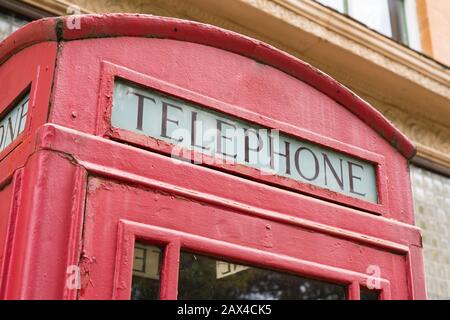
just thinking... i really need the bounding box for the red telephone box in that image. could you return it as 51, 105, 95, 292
0, 14, 426, 300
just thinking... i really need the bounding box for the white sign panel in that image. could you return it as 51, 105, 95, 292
0, 93, 29, 153
112, 81, 378, 203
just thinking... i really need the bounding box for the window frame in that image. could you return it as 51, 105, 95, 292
114, 219, 392, 300
315, 0, 419, 48
97, 61, 390, 216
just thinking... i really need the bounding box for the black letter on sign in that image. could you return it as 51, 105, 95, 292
6, 115, 17, 144
0, 125, 5, 150
191, 112, 209, 150
268, 136, 291, 175
161, 101, 183, 142
244, 129, 263, 163
216, 119, 237, 158
348, 161, 366, 197
132, 92, 155, 131
17, 98, 29, 134
323, 153, 344, 190
294, 147, 319, 181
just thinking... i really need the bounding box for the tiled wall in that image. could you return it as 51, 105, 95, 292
411, 165, 450, 299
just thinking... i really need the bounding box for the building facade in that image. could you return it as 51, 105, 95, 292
1, 0, 449, 299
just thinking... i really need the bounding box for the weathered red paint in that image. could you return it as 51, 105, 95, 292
0, 14, 425, 300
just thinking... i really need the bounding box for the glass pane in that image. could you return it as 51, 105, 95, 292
388, 0, 409, 44
178, 252, 347, 300
360, 288, 380, 300
404, 0, 421, 50
0, 92, 29, 153
0, 10, 29, 41
315, 0, 346, 13
131, 242, 163, 300
348, 0, 392, 37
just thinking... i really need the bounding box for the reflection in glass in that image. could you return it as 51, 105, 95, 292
360, 288, 380, 300
315, 0, 346, 13
347, 0, 392, 37
0, 10, 29, 41
315, 0, 393, 36
131, 242, 163, 300
178, 252, 347, 300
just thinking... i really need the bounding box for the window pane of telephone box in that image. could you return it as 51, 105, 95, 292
131, 242, 163, 300
360, 288, 380, 300
178, 251, 347, 300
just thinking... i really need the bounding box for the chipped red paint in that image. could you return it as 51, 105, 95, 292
0, 14, 425, 300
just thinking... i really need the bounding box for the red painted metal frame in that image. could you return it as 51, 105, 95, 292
0, 41, 57, 184
114, 220, 392, 300
96, 61, 389, 215
0, 168, 24, 297
35, 124, 424, 300
38, 125, 422, 252
0, 149, 86, 299
0, 39, 57, 298
0, 14, 425, 300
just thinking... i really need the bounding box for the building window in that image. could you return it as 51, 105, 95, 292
411, 165, 450, 300
315, 0, 421, 50
1, 0, 55, 42
0, 8, 30, 41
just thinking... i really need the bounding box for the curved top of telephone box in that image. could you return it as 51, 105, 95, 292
0, 14, 418, 220
0, 14, 414, 158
